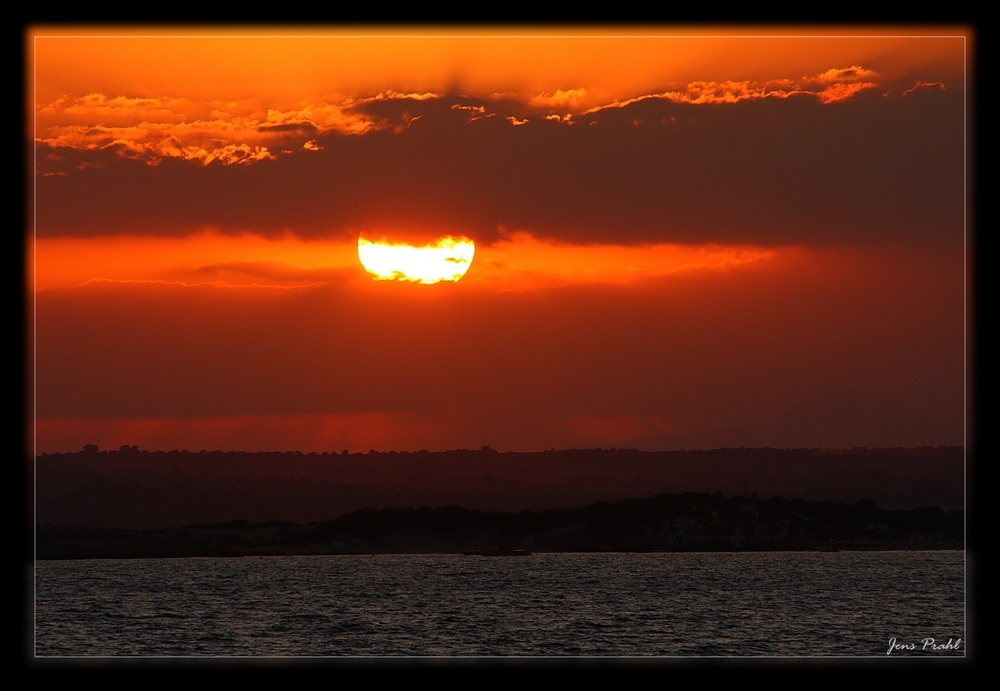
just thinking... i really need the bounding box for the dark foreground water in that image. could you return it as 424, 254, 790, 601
34, 551, 965, 658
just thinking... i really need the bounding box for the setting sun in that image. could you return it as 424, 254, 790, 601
29, 26, 968, 658
357, 234, 475, 284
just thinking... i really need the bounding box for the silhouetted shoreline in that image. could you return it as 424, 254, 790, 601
36, 491, 963, 560
35, 446, 965, 531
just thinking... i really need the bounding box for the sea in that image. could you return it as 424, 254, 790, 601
32, 551, 966, 659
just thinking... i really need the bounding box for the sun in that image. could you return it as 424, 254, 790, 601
357, 234, 476, 284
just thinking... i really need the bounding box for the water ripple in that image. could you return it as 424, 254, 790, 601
34, 551, 965, 657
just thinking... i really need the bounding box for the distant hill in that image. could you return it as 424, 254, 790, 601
33, 446, 965, 530
36, 491, 964, 559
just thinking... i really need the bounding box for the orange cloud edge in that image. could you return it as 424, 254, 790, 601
32, 230, 781, 292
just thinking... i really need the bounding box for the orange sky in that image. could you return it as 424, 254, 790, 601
31, 28, 965, 173
28, 26, 970, 454
30, 26, 965, 104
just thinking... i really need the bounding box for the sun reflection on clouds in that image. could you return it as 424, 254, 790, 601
34, 229, 779, 293
469, 231, 778, 289
33, 231, 360, 290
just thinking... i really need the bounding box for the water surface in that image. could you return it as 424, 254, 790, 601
34, 551, 966, 657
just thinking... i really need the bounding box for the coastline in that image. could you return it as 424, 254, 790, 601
35, 522, 963, 561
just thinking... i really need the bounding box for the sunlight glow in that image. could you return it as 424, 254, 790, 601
469, 230, 778, 289
33, 231, 360, 290
357, 235, 475, 284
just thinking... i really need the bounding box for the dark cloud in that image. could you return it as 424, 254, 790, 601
256, 121, 319, 134
35, 87, 964, 248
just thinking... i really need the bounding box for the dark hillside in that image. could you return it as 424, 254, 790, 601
34, 446, 964, 530
36, 491, 964, 559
